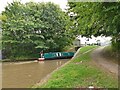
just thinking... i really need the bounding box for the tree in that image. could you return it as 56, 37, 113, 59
2, 1, 73, 59
67, 2, 120, 52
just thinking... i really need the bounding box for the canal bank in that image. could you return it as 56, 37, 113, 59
33, 46, 118, 88
32, 46, 81, 88
32, 46, 97, 88
1, 58, 37, 62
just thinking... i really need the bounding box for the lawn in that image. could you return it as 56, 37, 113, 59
33, 46, 118, 88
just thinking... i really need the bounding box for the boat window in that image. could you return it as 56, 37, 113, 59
59, 53, 62, 56
56, 53, 58, 57
56, 53, 62, 56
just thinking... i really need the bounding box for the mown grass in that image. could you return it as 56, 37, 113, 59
79, 45, 97, 54
33, 46, 118, 88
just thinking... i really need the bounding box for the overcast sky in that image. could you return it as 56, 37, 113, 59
77, 35, 112, 45
0, 0, 68, 13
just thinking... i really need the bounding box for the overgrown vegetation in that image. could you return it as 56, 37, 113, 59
1, 1, 73, 60
33, 46, 118, 88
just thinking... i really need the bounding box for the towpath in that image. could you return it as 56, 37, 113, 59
91, 46, 118, 76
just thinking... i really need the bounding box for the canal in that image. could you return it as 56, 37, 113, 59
2, 59, 69, 88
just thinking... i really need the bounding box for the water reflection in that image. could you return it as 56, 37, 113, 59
2, 59, 69, 88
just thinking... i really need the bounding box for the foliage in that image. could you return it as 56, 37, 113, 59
1, 1, 73, 59
0, 30, 1, 50
67, 2, 120, 51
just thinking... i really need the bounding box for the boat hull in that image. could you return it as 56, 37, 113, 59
38, 58, 45, 61
44, 56, 73, 60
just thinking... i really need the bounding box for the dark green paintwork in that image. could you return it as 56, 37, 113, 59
43, 52, 75, 59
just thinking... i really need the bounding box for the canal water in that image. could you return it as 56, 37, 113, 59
2, 59, 69, 88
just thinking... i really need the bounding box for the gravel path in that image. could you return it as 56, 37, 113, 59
91, 46, 118, 76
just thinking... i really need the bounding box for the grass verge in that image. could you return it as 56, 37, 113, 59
33, 46, 118, 88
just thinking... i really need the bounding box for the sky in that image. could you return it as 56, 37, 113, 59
77, 35, 112, 45
0, 0, 68, 13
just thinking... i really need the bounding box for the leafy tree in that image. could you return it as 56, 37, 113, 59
67, 2, 120, 52
1, 1, 73, 59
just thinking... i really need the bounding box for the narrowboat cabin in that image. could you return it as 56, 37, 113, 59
38, 52, 75, 61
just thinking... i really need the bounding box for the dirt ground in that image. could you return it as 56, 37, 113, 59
91, 46, 118, 76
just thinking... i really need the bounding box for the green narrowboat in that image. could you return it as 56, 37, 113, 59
38, 52, 75, 61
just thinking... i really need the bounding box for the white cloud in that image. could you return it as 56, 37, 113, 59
0, 0, 13, 13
